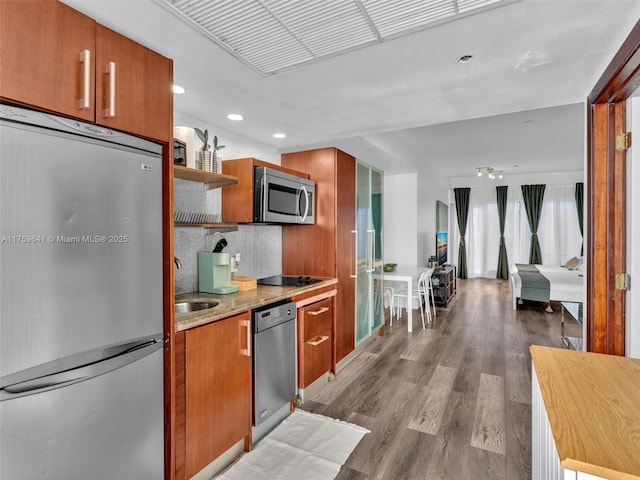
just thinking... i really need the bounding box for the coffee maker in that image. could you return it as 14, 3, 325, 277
198, 233, 239, 294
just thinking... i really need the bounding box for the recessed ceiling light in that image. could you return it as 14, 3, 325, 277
457, 54, 473, 64
273, 133, 286, 139
227, 113, 244, 121
172, 84, 186, 94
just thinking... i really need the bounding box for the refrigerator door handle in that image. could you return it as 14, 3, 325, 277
0, 335, 162, 401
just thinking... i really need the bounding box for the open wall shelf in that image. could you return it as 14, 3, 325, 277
173, 165, 238, 189
173, 165, 239, 232
174, 223, 238, 233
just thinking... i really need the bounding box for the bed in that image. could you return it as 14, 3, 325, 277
510, 263, 584, 311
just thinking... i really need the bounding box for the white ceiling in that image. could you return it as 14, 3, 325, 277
62, 0, 640, 181
153, 0, 519, 75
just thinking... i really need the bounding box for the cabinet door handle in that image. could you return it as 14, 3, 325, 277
78, 49, 91, 110
308, 306, 329, 316
103, 61, 116, 118
307, 335, 329, 346
367, 229, 375, 273
240, 319, 251, 357
350, 230, 357, 278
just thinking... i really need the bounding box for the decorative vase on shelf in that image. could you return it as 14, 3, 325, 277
199, 150, 213, 172
212, 136, 225, 173
194, 127, 225, 173
194, 127, 211, 171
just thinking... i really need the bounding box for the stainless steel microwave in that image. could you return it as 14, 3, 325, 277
253, 166, 315, 224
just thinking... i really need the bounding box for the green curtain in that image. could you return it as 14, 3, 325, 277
521, 184, 546, 264
372, 193, 382, 259
454, 187, 470, 279
496, 186, 509, 279
575, 182, 584, 256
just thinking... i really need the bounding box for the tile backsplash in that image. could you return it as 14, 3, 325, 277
173, 178, 282, 294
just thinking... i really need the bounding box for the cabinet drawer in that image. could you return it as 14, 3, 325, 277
299, 298, 332, 341
299, 328, 331, 388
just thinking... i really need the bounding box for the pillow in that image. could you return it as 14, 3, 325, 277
565, 257, 583, 270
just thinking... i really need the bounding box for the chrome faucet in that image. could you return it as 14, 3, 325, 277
174, 257, 182, 269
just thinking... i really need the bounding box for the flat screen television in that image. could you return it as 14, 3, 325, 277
436, 231, 448, 266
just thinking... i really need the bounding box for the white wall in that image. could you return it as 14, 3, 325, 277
384, 172, 449, 268
417, 178, 435, 266
384, 174, 418, 266
174, 111, 281, 164
418, 173, 450, 266
626, 97, 640, 358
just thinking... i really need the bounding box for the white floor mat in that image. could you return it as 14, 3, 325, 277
216, 409, 369, 480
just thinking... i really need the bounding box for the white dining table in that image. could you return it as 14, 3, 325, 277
381, 265, 428, 332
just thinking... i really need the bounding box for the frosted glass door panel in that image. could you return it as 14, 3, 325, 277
356, 162, 372, 344
355, 162, 384, 343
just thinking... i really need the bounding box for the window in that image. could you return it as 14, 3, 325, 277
451, 184, 582, 278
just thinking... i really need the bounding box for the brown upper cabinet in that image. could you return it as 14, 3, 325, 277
221, 157, 310, 223
0, 0, 172, 143
0, 0, 96, 122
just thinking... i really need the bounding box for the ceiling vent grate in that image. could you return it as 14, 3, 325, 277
154, 0, 518, 75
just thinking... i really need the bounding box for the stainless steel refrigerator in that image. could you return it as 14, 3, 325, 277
0, 104, 164, 479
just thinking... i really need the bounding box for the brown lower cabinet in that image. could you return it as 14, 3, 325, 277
298, 298, 333, 387
174, 312, 252, 479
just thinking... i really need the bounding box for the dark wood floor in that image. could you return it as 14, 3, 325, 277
301, 278, 573, 480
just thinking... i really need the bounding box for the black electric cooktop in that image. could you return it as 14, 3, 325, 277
256, 275, 323, 287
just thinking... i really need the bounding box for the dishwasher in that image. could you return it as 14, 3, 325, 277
252, 300, 297, 442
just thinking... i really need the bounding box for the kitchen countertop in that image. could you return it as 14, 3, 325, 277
531, 345, 640, 479
174, 277, 338, 332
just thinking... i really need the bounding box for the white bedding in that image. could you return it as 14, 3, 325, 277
510, 264, 584, 310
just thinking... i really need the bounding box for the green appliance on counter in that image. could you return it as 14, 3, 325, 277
198, 252, 238, 294
198, 233, 238, 294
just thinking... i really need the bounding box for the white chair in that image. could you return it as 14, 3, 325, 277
383, 285, 394, 318
390, 268, 434, 329
421, 267, 437, 321
374, 280, 394, 320
427, 272, 436, 319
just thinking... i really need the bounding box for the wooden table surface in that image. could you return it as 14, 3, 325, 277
531, 346, 640, 479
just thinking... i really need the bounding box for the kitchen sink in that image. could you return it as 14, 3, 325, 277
174, 301, 219, 314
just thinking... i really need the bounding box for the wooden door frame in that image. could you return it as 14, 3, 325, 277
587, 20, 640, 355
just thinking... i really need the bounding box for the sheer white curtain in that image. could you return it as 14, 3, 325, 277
451, 184, 580, 278
467, 188, 499, 278
537, 184, 582, 265
504, 187, 529, 267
